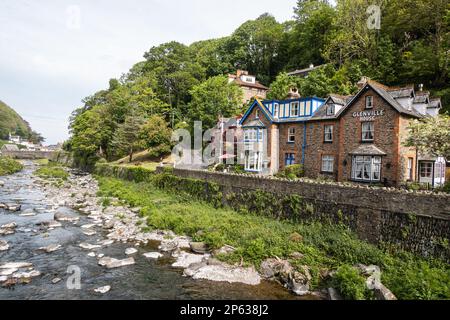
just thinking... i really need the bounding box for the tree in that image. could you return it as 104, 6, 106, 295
139, 115, 173, 158
285, 0, 336, 70
111, 112, 145, 162
267, 73, 303, 100
405, 115, 450, 158
187, 75, 244, 130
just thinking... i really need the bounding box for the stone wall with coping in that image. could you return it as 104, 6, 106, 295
169, 168, 450, 260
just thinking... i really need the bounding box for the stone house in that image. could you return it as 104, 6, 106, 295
239, 77, 445, 187
228, 70, 269, 104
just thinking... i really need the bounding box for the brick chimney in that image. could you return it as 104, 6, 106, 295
357, 76, 369, 89
236, 70, 248, 78
287, 87, 301, 99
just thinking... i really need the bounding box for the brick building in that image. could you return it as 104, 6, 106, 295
240, 78, 445, 187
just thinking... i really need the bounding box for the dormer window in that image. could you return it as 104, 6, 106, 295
326, 104, 335, 116
366, 96, 373, 109
290, 102, 299, 117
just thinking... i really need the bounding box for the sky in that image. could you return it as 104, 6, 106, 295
0, 0, 295, 145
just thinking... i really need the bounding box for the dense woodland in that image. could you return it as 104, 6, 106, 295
66, 0, 450, 166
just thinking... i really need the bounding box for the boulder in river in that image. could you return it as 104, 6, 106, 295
4, 203, 21, 212
185, 262, 261, 286
79, 243, 101, 250
190, 242, 211, 254
94, 285, 111, 294
98, 257, 135, 269
83, 230, 97, 236
0, 268, 18, 276
12, 270, 41, 279
172, 252, 209, 268
52, 278, 62, 284
0, 240, 9, 251
0, 262, 32, 269
1, 222, 17, 229
143, 252, 163, 259
125, 248, 138, 255
212, 245, 236, 256
38, 244, 62, 253
54, 211, 79, 222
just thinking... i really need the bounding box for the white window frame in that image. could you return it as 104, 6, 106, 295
362, 122, 374, 141
326, 104, 335, 116
245, 150, 262, 172
322, 155, 334, 173
255, 109, 259, 118
273, 103, 279, 118
290, 102, 299, 117
288, 127, 295, 143
420, 162, 433, 178
407, 158, 413, 180
324, 125, 333, 142
366, 96, 373, 109
351, 156, 382, 182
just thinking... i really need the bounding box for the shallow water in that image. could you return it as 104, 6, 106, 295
0, 162, 317, 300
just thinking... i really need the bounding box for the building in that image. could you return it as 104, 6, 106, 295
1, 144, 20, 152
240, 77, 446, 187
8, 133, 22, 144
287, 64, 323, 78
228, 70, 269, 104
212, 115, 243, 164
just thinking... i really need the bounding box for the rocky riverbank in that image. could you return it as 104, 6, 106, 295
0, 164, 399, 300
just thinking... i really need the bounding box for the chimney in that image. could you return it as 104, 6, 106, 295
287, 87, 301, 99
357, 76, 369, 89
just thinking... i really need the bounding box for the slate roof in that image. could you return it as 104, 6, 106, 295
1, 144, 20, 151
310, 95, 354, 121
229, 75, 269, 90
349, 144, 387, 156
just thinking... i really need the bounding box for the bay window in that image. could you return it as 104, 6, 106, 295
351, 156, 382, 182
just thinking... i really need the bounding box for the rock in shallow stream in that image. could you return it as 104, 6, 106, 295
98, 257, 135, 269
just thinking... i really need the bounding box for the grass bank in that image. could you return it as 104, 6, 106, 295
0, 156, 23, 176
34, 161, 69, 181
96, 175, 450, 300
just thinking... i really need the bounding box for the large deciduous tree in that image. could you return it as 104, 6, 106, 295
187, 75, 244, 130
405, 115, 450, 158
139, 115, 173, 158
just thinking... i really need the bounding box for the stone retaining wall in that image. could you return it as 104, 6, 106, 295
0, 150, 56, 160
170, 168, 450, 261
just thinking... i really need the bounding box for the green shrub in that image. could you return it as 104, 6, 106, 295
331, 265, 371, 300
0, 157, 23, 176
276, 164, 304, 179
34, 166, 69, 180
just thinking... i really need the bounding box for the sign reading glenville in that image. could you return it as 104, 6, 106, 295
352, 109, 385, 121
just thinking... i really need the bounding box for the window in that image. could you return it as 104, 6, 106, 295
244, 129, 261, 142
285, 153, 295, 166
407, 158, 413, 180
322, 155, 334, 173
420, 162, 433, 178
290, 102, 299, 117
362, 122, 374, 141
273, 103, 279, 118
288, 127, 295, 143
326, 104, 335, 116
366, 96, 373, 109
324, 125, 333, 142
255, 110, 259, 118
245, 150, 262, 172
351, 156, 382, 182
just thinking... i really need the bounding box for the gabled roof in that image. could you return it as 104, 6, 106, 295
1, 144, 20, 151
310, 95, 354, 121
240, 99, 274, 125
229, 75, 269, 91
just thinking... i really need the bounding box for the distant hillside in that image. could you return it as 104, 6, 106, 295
0, 100, 33, 141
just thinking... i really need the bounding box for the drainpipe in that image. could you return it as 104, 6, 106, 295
302, 122, 307, 165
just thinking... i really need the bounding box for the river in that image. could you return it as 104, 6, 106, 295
0, 161, 315, 300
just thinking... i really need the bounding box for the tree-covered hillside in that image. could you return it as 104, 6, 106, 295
66, 0, 449, 165
0, 100, 43, 143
